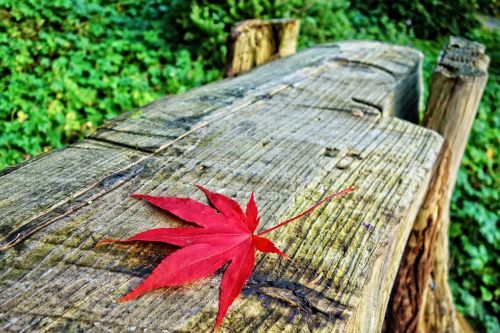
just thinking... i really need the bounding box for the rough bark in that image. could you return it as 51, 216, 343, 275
384, 36, 489, 333
0, 42, 442, 332
383, 144, 450, 332
225, 19, 300, 77
422, 36, 489, 333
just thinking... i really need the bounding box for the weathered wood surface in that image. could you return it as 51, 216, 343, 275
385, 37, 489, 333
0, 41, 442, 332
423, 37, 489, 333
383, 144, 451, 333
225, 19, 300, 77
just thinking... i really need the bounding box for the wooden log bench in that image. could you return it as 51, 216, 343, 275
0, 37, 487, 332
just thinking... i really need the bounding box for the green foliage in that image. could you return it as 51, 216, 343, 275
350, 0, 482, 39
0, 0, 498, 331
477, 0, 498, 17
0, 0, 220, 167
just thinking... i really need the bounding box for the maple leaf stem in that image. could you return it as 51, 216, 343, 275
256, 186, 356, 236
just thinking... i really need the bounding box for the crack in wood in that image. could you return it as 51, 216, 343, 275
0, 163, 147, 251
331, 57, 397, 78
93, 128, 180, 139
351, 97, 384, 113
295, 104, 379, 117
88, 137, 155, 154
246, 278, 351, 321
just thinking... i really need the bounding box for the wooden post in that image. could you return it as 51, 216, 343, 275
423, 36, 489, 333
224, 19, 300, 77
385, 36, 489, 332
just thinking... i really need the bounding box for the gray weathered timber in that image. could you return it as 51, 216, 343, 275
423, 37, 489, 333
385, 37, 489, 333
92, 41, 423, 153
0, 42, 442, 332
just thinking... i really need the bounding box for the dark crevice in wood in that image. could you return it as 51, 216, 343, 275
351, 97, 384, 113
93, 128, 180, 139
0, 163, 147, 251
331, 57, 397, 78
246, 277, 351, 321
295, 104, 359, 115
88, 137, 157, 154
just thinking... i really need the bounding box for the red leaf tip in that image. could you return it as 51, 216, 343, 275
96, 239, 117, 246
117, 296, 131, 303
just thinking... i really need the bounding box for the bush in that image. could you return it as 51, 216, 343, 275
350, 0, 481, 39
0, 0, 220, 167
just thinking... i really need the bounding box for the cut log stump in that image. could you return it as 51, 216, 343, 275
224, 19, 300, 77
0, 41, 443, 332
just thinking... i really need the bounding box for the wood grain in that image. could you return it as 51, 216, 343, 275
0, 41, 442, 332
423, 36, 489, 333
225, 19, 300, 77
383, 143, 450, 333
385, 36, 489, 333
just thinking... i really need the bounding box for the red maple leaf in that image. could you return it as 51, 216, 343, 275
99, 185, 354, 329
